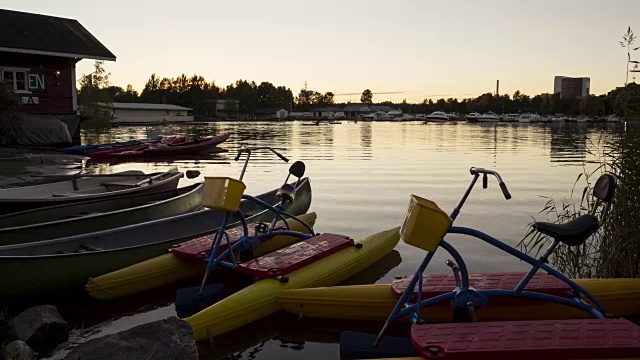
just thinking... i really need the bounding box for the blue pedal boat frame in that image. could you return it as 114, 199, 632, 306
373, 167, 610, 345
201, 194, 315, 275
197, 146, 315, 289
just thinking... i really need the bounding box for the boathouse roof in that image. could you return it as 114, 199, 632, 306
0, 9, 116, 61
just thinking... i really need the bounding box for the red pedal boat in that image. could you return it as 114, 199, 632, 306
340, 168, 640, 359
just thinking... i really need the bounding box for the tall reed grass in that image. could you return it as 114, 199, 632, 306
520, 123, 640, 278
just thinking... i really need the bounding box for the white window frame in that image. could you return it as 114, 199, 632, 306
0, 67, 32, 94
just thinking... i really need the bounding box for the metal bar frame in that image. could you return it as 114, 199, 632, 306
200, 194, 315, 276
381, 171, 608, 333
383, 227, 607, 327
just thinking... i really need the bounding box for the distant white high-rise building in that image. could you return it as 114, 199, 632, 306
554, 76, 590, 99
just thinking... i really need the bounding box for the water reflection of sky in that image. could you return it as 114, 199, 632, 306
77, 121, 622, 359
82, 121, 621, 275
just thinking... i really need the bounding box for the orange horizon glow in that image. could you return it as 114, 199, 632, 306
4, 0, 640, 102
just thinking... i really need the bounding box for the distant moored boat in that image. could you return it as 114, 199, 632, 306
465, 112, 481, 122
425, 111, 449, 122
447, 113, 463, 121
607, 115, 621, 123
503, 114, 519, 122
518, 113, 542, 123
477, 112, 500, 122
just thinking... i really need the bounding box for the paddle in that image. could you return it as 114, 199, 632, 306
133, 167, 201, 187
175, 147, 296, 318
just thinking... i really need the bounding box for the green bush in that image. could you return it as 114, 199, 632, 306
0, 84, 20, 145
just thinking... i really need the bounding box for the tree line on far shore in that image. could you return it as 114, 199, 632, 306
78, 61, 640, 120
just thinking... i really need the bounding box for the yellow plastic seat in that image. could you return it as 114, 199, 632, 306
202, 177, 246, 212
400, 195, 452, 252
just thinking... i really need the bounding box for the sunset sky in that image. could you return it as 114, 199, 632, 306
5, 0, 640, 102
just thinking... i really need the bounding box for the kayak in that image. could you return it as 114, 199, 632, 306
62, 137, 162, 155
90, 134, 230, 160
279, 278, 640, 322
186, 226, 400, 341
86, 212, 317, 300
140, 134, 230, 156
87, 137, 184, 159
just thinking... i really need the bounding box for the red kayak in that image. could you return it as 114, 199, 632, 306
97, 134, 230, 160
88, 137, 184, 160
88, 144, 151, 160
144, 134, 230, 156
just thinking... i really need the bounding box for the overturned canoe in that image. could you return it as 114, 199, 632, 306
86, 212, 317, 300
0, 178, 312, 297
186, 226, 400, 341
0, 183, 203, 245
0, 168, 183, 215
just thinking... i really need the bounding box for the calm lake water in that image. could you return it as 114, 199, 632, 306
71, 121, 619, 359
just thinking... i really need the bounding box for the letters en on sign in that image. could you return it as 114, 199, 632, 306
28, 73, 45, 92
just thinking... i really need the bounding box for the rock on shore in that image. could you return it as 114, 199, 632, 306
1, 340, 36, 360
8, 305, 69, 354
64, 317, 197, 360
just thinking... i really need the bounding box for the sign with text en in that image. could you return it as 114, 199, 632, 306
28, 73, 45, 92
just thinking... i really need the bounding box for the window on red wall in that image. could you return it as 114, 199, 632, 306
1, 69, 29, 93
15, 72, 26, 91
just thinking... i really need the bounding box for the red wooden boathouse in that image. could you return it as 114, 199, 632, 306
0, 9, 115, 143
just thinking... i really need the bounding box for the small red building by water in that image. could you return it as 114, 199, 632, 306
0, 9, 115, 142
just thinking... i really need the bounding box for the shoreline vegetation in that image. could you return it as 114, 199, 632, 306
519, 27, 640, 278
520, 116, 640, 279
78, 62, 640, 123
0, 84, 20, 145
76, 28, 640, 124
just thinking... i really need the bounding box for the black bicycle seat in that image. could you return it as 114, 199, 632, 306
276, 183, 296, 204
533, 215, 599, 247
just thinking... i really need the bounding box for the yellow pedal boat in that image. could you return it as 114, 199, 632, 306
279, 278, 640, 322
186, 226, 400, 341
86, 212, 317, 300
